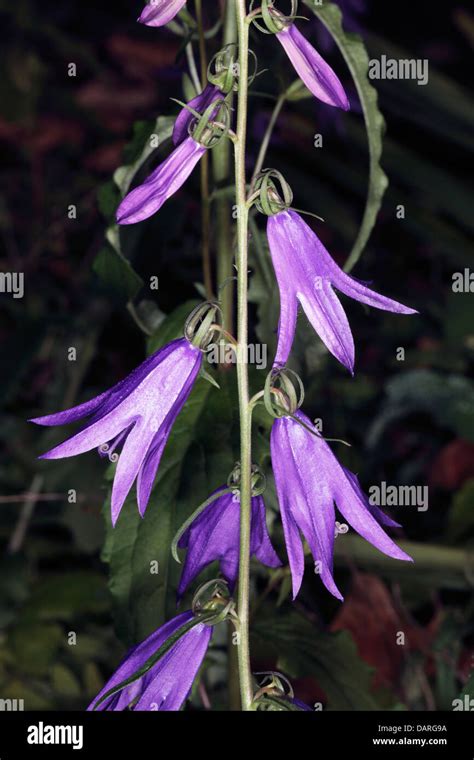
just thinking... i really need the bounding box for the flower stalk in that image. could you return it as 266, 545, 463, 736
213, 0, 237, 334
195, 0, 213, 299
234, 0, 253, 712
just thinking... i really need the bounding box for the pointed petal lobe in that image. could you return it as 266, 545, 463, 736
276, 24, 349, 110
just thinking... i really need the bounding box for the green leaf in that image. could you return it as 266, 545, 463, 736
433, 615, 463, 710
147, 299, 200, 354
367, 370, 474, 445
51, 664, 82, 698
303, 0, 388, 271
114, 116, 174, 196
459, 672, 474, 700
8, 622, 63, 676
93, 117, 174, 304
252, 610, 378, 710
448, 479, 474, 542
93, 245, 143, 303
18, 572, 110, 622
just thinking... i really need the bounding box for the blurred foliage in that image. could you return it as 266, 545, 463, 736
0, 0, 473, 711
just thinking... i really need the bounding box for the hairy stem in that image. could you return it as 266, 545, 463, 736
213, 0, 237, 334
195, 0, 213, 298
234, 0, 253, 712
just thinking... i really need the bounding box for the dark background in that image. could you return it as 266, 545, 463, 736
0, 0, 473, 710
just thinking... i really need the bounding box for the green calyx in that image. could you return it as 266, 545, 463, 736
263, 367, 305, 418
192, 98, 231, 148
184, 301, 222, 351
227, 461, 267, 497
207, 44, 259, 94
251, 671, 305, 711
249, 0, 298, 34
252, 169, 294, 216
192, 579, 236, 626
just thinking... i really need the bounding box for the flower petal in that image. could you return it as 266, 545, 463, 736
138, 0, 187, 27
270, 418, 307, 599
135, 419, 172, 517
298, 280, 355, 373
177, 491, 240, 596
39, 406, 131, 461
30, 388, 111, 427
117, 137, 205, 225
133, 622, 212, 711
111, 422, 156, 526
250, 496, 282, 569
333, 468, 412, 563
136, 346, 202, 516
276, 24, 349, 110
342, 468, 401, 528
32, 340, 182, 430
173, 84, 221, 146
281, 414, 343, 599
332, 271, 418, 315
88, 610, 194, 711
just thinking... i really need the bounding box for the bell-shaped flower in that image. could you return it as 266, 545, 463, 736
276, 23, 349, 110
138, 0, 187, 27
177, 487, 281, 599
116, 136, 206, 225
173, 84, 222, 146
267, 209, 417, 372
88, 610, 212, 711
270, 410, 412, 600
31, 338, 202, 525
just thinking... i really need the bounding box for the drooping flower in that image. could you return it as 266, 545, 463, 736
116, 136, 206, 225
31, 338, 202, 525
173, 84, 222, 146
138, 0, 187, 28
276, 23, 350, 110
270, 410, 412, 600
267, 209, 417, 372
88, 610, 212, 711
177, 488, 281, 599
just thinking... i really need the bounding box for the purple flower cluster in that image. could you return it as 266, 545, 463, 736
32, 339, 202, 525
267, 209, 416, 372
30, 0, 416, 712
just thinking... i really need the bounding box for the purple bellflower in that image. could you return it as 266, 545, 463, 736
88, 610, 212, 711
116, 136, 206, 225
270, 410, 412, 600
31, 338, 202, 525
177, 487, 281, 599
138, 0, 187, 28
276, 24, 350, 110
267, 209, 417, 372
173, 84, 222, 146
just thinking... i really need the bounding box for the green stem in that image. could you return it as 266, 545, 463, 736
195, 0, 213, 299
213, 0, 237, 334
251, 93, 286, 185
234, 0, 253, 712
227, 621, 241, 710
